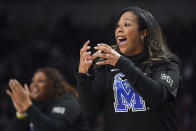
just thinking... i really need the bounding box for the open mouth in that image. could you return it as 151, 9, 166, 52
118, 37, 127, 46
31, 87, 39, 94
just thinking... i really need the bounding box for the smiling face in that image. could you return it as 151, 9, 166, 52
115, 11, 145, 56
30, 71, 54, 102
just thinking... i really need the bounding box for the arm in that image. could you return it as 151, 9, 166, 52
4, 117, 29, 131
115, 55, 181, 107
26, 104, 70, 131
26, 96, 82, 131
76, 67, 106, 118
77, 41, 106, 118
92, 43, 180, 107
7, 80, 72, 131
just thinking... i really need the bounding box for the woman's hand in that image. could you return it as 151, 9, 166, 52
93, 43, 121, 66
6, 89, 25, 114
7, 79, 32, 113
78, 40, 96, 74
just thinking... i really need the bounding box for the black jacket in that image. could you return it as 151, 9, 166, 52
5, 94, 89, 131
76, 51, 181, 131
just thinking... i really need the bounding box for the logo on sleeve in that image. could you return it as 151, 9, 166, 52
160, 73, 174, 87
52, 107, 66, 115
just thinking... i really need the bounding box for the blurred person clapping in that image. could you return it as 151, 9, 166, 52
6, 67, 89, 131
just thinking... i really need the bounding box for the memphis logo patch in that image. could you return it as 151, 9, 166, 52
113, 73, 146, 112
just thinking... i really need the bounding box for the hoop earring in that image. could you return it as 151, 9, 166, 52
140, 37, 144, 43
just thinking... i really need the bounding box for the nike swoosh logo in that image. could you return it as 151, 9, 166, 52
110, 69, 119, 72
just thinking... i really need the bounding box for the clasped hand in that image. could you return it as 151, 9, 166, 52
78, 40, 121, 74
6, 79, 32, 114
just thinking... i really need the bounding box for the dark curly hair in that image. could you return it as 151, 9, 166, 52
36, 67, 79, 98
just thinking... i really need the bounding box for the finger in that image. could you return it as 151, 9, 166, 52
9, 79, 17, 93
80, 40, 91, 54
85, 60, 93, 66
80, 46, 91, 55
13, 80, 25, 93
10, 80, 20, 92
96, 60, 110, 65
81, 51, 92, 62
6, 90, 12, 97
84, 57, 93, 65
14, 79, 23, 89
11, 79, 19, 88
98, 43, 112, 49
83, 51, 91, 57
97, 52, 108, 59
24, 84, 29, 90
83, 40, 90, 48
91, 50, 101, 60
11, 96, 18, 108
93, 49, 112, 59
6, 90, 17, 104
24, 84, 30, 94
94, 44, 111, 54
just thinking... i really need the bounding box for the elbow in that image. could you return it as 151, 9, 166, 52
146, 84, 169, 108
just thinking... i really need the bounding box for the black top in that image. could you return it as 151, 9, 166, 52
75, 51, 181, 131
5, 94, 89, 131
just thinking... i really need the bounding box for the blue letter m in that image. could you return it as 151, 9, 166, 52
113, 73, 146, 112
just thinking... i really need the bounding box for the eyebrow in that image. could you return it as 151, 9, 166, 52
124, 18, 136, 21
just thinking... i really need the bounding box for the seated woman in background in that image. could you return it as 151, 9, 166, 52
5, 67, 89, 131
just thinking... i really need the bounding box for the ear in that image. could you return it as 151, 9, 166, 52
140, 29, 148, 40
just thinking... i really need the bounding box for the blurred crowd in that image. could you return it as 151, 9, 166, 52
0, 2, 195, 131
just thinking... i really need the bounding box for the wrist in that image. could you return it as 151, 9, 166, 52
113, 54, 121, 66
78, 67, 88, 74
23, 100, 32, 112
16, 112, 27, 119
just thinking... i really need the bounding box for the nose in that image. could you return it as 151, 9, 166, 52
116, 26, 123, 33
30, 82, 37, 88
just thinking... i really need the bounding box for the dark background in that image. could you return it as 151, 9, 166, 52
0, 0, 195, 131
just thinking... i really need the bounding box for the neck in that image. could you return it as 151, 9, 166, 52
125, 41, 145, 56
125, 47, 145, 57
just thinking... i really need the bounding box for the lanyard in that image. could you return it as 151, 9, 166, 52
29, 122, 34, 131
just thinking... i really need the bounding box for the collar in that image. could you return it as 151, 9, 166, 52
121, 51, 148, 66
